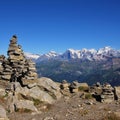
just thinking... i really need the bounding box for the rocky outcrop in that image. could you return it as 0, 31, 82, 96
37, 77, 62, 100
16, 77, 62, 104
6, 77, 62, 113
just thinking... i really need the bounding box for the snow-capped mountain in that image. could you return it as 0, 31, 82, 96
36, 51, 59, 62
24, 52, 40, 61
25, 47, 120, 62
61, 49, 81, 59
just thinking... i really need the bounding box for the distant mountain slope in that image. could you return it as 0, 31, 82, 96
36, 58, 120, 86
25, 47, 120, 86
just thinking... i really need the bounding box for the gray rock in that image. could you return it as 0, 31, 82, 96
29, 86, 54, 104
37, 77, 62, 100
16, 100, 38, 112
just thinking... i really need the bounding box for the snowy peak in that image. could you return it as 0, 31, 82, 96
62, 48, 97, 60
24, 52, 40, 60
36, 51, 60, 62
97, 46, 113, 54
25, 47, 120, 62
44, 51, 59, 57
62, 49, 81, 59
97, 46, 120, 57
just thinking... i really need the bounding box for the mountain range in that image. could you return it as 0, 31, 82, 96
25, 47, 120, 86
25, 46, 120, 62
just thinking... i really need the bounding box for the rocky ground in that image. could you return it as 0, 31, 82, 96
7, 93, 120, 120
0, 78, 120, 120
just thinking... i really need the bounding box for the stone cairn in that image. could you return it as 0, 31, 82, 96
100, 83, 114, 103
90, 82, 115, 103
69, 81, 79, 93
0, 35, 38, 84
0, 35, 38, 113
60, 80, 70, 96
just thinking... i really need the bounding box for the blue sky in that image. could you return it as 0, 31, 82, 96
0, 0, 120, 55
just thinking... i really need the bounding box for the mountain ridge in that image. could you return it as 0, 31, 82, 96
25, 46, 120, 62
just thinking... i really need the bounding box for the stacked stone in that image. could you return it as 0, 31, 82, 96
89, 82, 102, 102
100, 83, 114, 103
69, 81, 79, 93
90, 82, 102, 95
0, 35, 38, 83
60, 80, 70, 96
0, 56, 4, 79
24, 59, 38, 80
7, 35, 26, 71
0, 55, 4, 72
60, 80, 69, 90
1, 59, 12, 80
0, 55, 12, 80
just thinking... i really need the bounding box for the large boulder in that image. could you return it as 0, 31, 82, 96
37, 77, 62, 100
29, 86, 54, 104
13, 77, 62, 104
